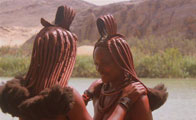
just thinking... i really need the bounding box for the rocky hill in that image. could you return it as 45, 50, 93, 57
0, 0, 196, 46
0, 0, 95, 46
75, 0, 196, 41
0, 0, 95, 27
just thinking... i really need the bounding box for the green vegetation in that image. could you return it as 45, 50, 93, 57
72, 48, 196, 78
0, 34, 196, 78
0, 56, 30, 76
0, 46, 195, 78
72, 56, 99, 77
127, 34, 196, 56
0, 46, 32, 77
133, 48, 196, 78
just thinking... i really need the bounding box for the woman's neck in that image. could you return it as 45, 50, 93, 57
109, 76, 125, 90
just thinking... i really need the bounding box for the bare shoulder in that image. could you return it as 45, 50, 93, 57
68, 87, 85, 109
67, 87, 92, 120
128, 95, 153, 120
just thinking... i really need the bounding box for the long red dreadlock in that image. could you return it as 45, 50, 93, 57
25, 5, 77, 95
94, 15, 168, 113
95, 14, 140, 83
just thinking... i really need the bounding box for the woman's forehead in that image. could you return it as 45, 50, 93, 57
94, 47, 109, 55
94, 47, 113, 60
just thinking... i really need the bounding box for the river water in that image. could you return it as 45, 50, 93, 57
0, 77, 196, 120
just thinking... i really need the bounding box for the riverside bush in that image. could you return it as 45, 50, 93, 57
127, 34, 196, 55
0, 56, 30, 76
0, 48, 195, 78
135, 48, 185, 78
72, 55, 99, 78
183, 57, 196, 77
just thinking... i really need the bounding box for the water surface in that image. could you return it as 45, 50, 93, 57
0, 77, 196, 120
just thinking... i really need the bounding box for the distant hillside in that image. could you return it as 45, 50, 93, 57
0, 0, 196, 46
0, 26, 39, 46
75, 0, 196, 40
0, 0, 95, 46
0, 0, 95, 27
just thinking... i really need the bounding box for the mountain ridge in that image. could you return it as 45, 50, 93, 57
0, 0, 196, 46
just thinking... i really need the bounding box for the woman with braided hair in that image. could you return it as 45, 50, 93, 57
82, 15, 168, 120
0, 5, 150, 120
0, 5, 92, 120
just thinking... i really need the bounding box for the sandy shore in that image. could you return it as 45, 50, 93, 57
77, 45, 94, 56
0, 26, 94, 56
0, 26, 40, 47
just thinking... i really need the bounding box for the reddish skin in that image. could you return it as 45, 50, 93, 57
19, 47, 148, 120
108, 105, 126, 120
94, 48, 124, 89
66, 88, 92, 120
19, 86, 131, 120
93, 47, 153, 120
19, 49, 149, 120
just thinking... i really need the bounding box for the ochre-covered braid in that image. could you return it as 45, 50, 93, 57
94, 14, 148, 114
94, 15, 168, 112
0, 5, 77, 119
94, 14, 140, 82
25, 5, 77, 95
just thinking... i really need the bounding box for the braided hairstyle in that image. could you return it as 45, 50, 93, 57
94, 14, 140, 83
25, 5, 77, 95
94, 16, 169, 112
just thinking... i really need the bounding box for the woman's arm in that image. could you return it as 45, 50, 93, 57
81, 80, 149, 120
129, 95, 153, 120
108, 95, 152, 120
67, 88, 92, 120
108, 104, 127, 120
108, 82, 148, 120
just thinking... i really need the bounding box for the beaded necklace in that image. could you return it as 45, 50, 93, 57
97, 78, 133, 113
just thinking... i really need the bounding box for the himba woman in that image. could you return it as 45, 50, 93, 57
82, 15, 168, 120
0, 5, 149, 120
0, 5, 92, 120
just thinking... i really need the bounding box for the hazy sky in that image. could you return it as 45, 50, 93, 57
82, 0, 130, 6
